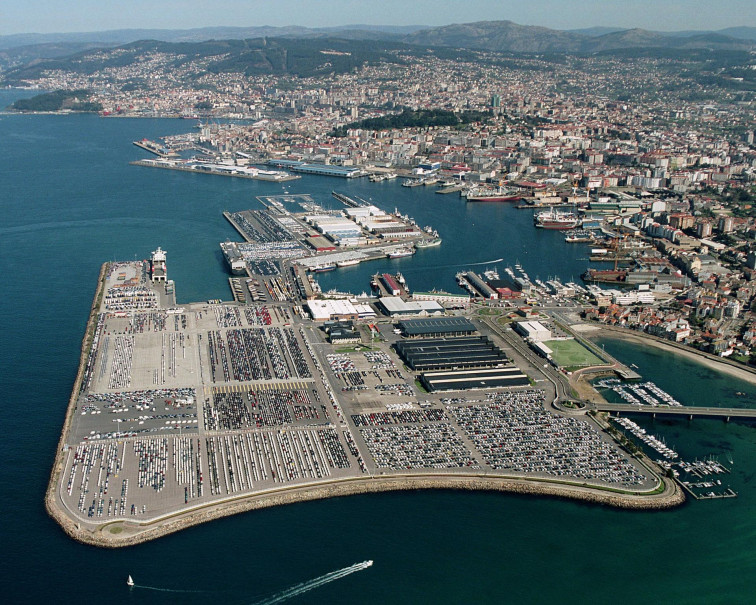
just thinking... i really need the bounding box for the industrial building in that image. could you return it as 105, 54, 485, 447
412, 291, 470, 307
397, 317, 477, 338
464, 271, 498, 299
306, 299, 359, 321
513, 320, 552, 342
394, 336, 507, 372
421, 366, 530, 392
381, 273, 402, 296
378, 297, 444, 317
322, 320, 361, 344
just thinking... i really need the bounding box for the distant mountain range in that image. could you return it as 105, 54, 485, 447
0, 24, 427, 51
1, 21, 754, 73
1, 37, 417, 83
569, 25, 756, 40
402, 21, 756, 53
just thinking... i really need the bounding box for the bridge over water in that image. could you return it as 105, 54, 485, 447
594, 403, 756, 421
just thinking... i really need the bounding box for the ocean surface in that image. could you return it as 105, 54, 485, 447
1, 89, 754, 604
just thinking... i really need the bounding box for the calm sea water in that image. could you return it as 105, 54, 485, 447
1, 90, 754, 604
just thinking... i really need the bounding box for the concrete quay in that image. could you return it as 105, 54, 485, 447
47, 259, 685, 548
54, 472, 684, 549
131, 159, 300, 182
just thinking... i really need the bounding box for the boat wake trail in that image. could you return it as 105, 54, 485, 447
132, 584, 209, 593
467, 258, 504, 266
401, 258, 504, 273
252, 560, 374, 605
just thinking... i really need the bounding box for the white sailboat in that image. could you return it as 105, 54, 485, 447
127, 575, 134, 587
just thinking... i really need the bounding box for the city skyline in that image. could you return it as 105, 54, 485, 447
2, 0, 755, 36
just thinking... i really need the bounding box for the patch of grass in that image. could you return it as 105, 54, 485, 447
545, 339, 604, 368
477, 308, 502, 316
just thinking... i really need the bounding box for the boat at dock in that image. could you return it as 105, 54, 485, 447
336, 259, 361, 267
564, 229, 595, 243
416, 237, 442, 248
582, 268, 627, 283
534, 207, 580, 230
465, 186, 522, 202
388, 247, 415, 259
369, 172, 397, 182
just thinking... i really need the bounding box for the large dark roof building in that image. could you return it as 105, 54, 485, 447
398, 317, 477, 338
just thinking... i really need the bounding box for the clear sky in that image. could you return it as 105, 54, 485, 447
2, 0, 754, 36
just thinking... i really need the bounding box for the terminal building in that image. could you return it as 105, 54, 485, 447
268, 159, 365, 178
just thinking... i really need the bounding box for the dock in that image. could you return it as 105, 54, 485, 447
130, 159, 300, 182
332, 191, 369, 208
132, 140, 177, 158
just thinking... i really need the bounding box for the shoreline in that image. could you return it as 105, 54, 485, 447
45, 262, 108, 538
587, 325, 756, 387
51, 472, 685, 549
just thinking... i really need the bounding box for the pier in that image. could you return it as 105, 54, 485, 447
131, 159, 300, 182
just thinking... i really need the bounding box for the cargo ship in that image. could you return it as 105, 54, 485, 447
534, 207, 580, 230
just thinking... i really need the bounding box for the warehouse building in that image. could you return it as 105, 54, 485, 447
394, 336, 506, 372
377, 297, 444, 317
513, 320, 552, 342
397, 317, 477, 338
421, 367, 530, 392
306, 299, 359, 321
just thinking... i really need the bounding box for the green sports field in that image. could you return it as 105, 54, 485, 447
543, 339, 604, 368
